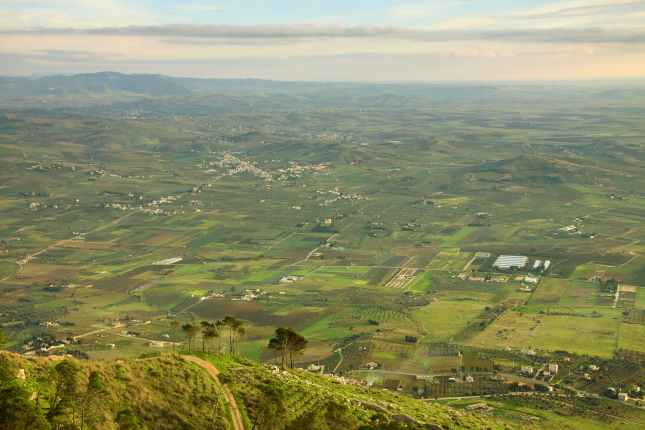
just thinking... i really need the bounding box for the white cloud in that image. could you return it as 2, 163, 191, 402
1, 0, 645, 80
5, 24, 645, 45
435, 0, 645, 31
0, 0, 156, 30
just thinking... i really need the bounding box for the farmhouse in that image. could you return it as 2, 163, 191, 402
307, 364, 325, 374
524, 275, 540, 285
493, 255, 529, 270
559, 225, 578, 233
365, 362, 379, 370
153, 257, 183, 266
148, 341, 166, 348
548, 363, 559, 375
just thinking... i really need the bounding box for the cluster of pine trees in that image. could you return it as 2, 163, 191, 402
175, 316, 246, 354
175, 318, 310, 370
267, 328, 308, 369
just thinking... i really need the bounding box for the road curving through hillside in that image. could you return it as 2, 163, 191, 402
182, 355, 245, 430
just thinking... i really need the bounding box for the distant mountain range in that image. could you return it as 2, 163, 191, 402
0, 72, 192, 97
0, 71, 502, 99
0, 71, 497, 113
0, 71, 328, 99
3, 71, 643, 115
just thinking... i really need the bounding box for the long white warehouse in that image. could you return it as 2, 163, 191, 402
493, 255, 529, 270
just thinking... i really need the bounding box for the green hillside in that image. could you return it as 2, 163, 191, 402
0, 351, 511, 430
4, 350, 645, 430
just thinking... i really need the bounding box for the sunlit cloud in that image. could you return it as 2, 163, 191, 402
1, 0, 645, 80
4, 24, 645, 45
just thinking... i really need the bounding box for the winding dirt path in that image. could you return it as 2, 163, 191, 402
182, 355, 245, 430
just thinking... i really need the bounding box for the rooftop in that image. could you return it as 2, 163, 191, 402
493, 255, 529, 269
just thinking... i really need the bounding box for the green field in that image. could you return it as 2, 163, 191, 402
1, 80, 645, 382
468, 308, 622, 358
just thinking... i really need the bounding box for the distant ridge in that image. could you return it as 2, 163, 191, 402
0, 71, 191, 97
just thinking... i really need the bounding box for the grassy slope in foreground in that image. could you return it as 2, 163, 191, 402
0, 351, 511, 430
203, 353, 512, 430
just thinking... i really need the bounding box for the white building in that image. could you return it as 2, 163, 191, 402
493, 255, 529, 270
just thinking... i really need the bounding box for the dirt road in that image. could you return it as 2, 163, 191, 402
182, 355, 245, 430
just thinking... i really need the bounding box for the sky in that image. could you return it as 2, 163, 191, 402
1, 0, 645, 81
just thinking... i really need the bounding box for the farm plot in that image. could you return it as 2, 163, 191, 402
618, 323, 645, 354
573, 256, 645, 286
359, 256, 407, 286
352, 304, 412, 324
412, 299, 491, 343
406, 271, 433, 293
385, 268, 418, 289
426, 248, 472, 271
529, 278, 602, 308
297, 266, 371, 289
467, 308, 622, 358
300, 315, 353, 342
635, 287, 645, 308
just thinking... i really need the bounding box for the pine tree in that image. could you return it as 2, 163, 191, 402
181, 323, 199, 353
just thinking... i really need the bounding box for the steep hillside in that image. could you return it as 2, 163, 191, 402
0, 352, 511, 430
0, 352, 233, 430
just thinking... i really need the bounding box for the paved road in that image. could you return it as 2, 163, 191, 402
182, 355, 245, 430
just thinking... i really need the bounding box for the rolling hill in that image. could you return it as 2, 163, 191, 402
0, 351, 510, 430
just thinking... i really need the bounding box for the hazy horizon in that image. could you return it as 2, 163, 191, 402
2, 0, 645, 82
4, 70, 645, 86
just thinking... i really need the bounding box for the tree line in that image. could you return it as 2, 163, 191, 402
175, 318, 309, 369
175, 316, 246, 355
